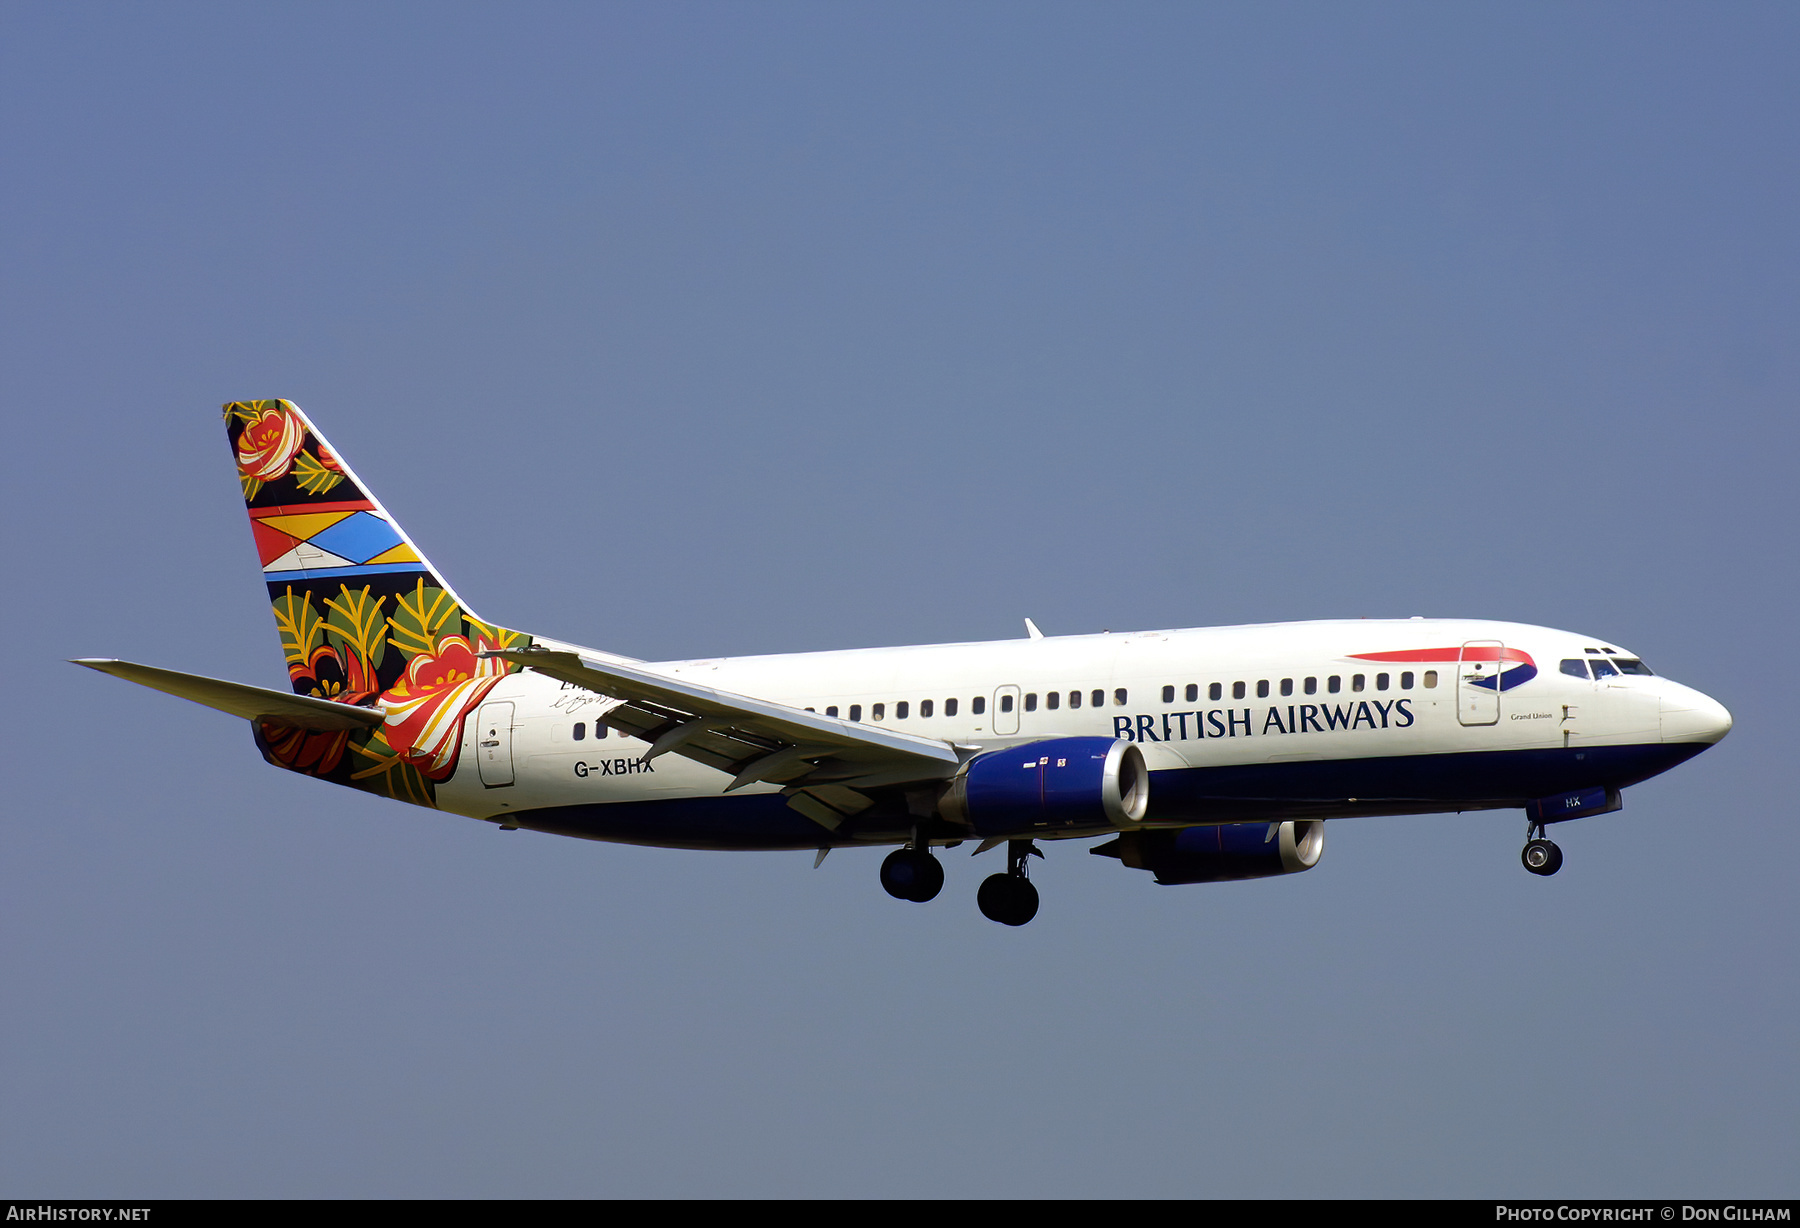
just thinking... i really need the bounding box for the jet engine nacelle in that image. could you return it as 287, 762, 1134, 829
939, 737, 1149, 837
1092, 820, 1325, 884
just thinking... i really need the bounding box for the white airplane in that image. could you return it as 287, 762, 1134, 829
75, 400, 1733, 925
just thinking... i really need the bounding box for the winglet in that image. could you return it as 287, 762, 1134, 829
1024, 618, 1044, 640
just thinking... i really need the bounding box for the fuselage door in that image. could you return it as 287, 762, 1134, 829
1458, 641, 1503, 727
477, 701, 516, 787
993, 685, 1021, 736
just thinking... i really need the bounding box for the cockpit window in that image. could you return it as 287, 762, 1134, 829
1613, 658, 1654, 676
1560, 659, 1589, 679
1590, 659, 1618, 679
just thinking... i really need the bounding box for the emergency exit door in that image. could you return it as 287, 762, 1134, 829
992, 685, 1021, 736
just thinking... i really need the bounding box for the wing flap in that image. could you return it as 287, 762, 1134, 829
484, 647, 962, 789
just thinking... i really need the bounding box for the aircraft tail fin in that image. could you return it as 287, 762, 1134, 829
229, 399, 475, 619
225, 400, 531, 781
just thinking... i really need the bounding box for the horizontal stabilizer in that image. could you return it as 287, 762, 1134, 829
71, 658, 384, 731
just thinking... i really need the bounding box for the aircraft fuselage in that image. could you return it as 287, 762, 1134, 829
424, 617, 1729, 851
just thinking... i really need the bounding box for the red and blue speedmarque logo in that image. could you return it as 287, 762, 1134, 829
1349, 646, 1539, 691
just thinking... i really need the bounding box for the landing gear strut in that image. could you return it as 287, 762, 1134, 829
977, 840, 1041, 926
1521, 821, 1563, 877
880, 832, 943, 902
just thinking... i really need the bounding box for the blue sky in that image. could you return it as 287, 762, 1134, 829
2, 1, 1795, 1196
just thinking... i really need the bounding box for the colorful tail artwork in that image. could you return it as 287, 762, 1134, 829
225, 400, 531, 805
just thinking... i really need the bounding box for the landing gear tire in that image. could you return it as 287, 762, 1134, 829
1522, 838, 1563, 876
880, 848, 943, 902
977, 874, 1039, 926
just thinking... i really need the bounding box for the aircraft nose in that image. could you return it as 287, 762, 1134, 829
1660, 685, 1733, 745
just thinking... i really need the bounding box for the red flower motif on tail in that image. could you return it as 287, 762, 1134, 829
237, 403, 308, 484
379, 634, 508, 780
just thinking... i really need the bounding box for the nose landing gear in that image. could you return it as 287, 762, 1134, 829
1521, 822, 1563, 876
977, 840, 1041, 926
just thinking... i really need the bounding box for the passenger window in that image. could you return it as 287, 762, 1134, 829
849, 705, 861, 721
1280, 678, 1293, 697
1232, 681, 1246, 700
1352, 674, 1365, 692
1376, 673, 1389, 691
1114, 689, 1128, 706
1185, 684, 1198, 703
872, 703, 885, 720
1256, 680, 1270, 698
573, 722, 585, 741
1304, 677, 1317, 695
1162, 685, 1175, 703
1400, 671, 1414, 689
1209, 683, 1222, 702
921, 699, 933, 717
1328, 676, 1341, 693
1423, 671, 1438, 688
1069, 690, 1081, 709
596, 724, 608, 739
1000, 695, 1014, 713
1091, 690, 1104, 708
1591, 659, 1618, 679
896, 701, 908, 719
945, 698, 958, 717
1046, 691, 1059, 710
826, 706, 839, 717
1560, 659, 1589, 679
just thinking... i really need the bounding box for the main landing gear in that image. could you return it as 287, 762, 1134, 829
880, 840, 944, 902
879, 835, 1044, 924
977, 840, 1041, 927
1521, 821, 1564, 877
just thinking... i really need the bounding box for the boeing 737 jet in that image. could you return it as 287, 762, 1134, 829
75, 401, 1733, 924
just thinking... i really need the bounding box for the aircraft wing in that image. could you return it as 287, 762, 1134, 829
72, 658, 384, 731
484, 646, 965, 828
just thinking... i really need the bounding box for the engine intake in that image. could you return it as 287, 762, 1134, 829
1092, 820, 1325, 884
940, 737, 1149, 837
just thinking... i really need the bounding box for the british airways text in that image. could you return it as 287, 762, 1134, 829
1112, 700, 1415, 742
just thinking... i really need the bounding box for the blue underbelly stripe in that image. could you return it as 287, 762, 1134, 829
502, 742, 1702, 851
